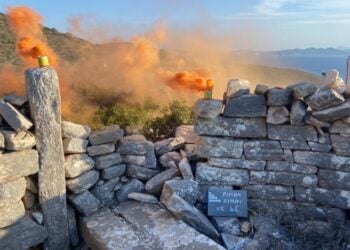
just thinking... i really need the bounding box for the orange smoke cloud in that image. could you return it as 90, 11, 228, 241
6, 6, 57, 67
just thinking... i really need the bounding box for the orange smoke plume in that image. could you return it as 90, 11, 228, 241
6, 6, 57, 67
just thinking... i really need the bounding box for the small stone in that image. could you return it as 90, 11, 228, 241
268, 124, 317, 141
101, 164, 126, 180
267, 106, 289, 124
175, 125, 199, 143
118, 141, 146, 155
211, 217, 240, 235
178, 158, 194, 179
90, 178, 119, 206
225, 79, 250, 98
114, 182, 123, 191
66, 170, 99, 194
32, 212, 43, 225
125, 164, 160, 181
290, 100, 307, 125
145, 167, 180, 195
288, 82, 317, 99
143, 141, 157, 169
308, 142, 332, 152
68, 190, 100, 216
312, 100, 350, 122
280, 140, 310, 150
240, 221, 251, 234
67, 205, 79, 247
0, 101, 33, 132
223, 94, 266, 118
122, 155, 146, 166
161, 179, 200, 204
89, 125, 124, 145
159, 151, 182, 168
64, 154, 95, 178
208, 158, 265, 170
121, 176, 129, 182
127, 192, 159, 203
304, 113, 331, 128
154, 137, 185, 156
305, 88, 345, 111
63, 138, 88, 154
1, 130, 36, 151
266, 88, 292, 106
193, 99, 223, 119
244, 140, 283, 161
0, 201, 25, 228
22, 190, 36, 209
3, 94, 28, 106
196, 136, 243, 158
62, 121, 91, 139
254, 84, 269, 95
94, 153, 122, 169
330, 120, 350, 134
87, 143, 115, 156
116, 178, 145, 202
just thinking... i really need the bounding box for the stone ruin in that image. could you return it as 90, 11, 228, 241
0, 68, 349, 250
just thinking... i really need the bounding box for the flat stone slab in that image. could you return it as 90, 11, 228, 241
0, 200, 25, 228
329, 120, 350, 134
89, 125, 124, 145
244, 140, 283, 161
305, 88, 345, 111
250, 171, 318, 187
94, 153, 123, 169
175, 125, 199, 143
280, 140, 310, 150
312, 100, 350, 122
0, 100, 33, 132
87, 143, 115, 156
245, 184, 294, 200
194, 99, 223, 119
223, 94, 266, 118
196, 136, 243, 158
208, 158, 265, 170
330, 134, 350, 156
145, 167, 180, 195
161, 179, 200, 205
62, 121, 91, 139
63, 138, 88, 154
80, 202, 225, 250
266, 88, 292, 106
126, 164, 160, 181
1, 130, 36, 151
268, 124, 317, 141
68, 190, 100, 216
66, 170, 99, 194
318, 169, 350, 190
288, 82, 317, 99
195, 116, 267, 138
3, 94, 28, 106
266, 161, 317, 174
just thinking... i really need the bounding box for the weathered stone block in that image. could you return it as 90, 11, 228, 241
122, 155, 146, 166
66, 170, 99, 194
101, 164, 126, 180
145, 167, 180, 195
116, 178, 145, 202
68, 190, 100, 216
62, 121, 91, 139
307, 142, 332, 152
305, 88, 345, 110
161, 179, 200, 204
305, 113, 331, 128
118, 141, 146, 155
330, 134, 350, 156
0, 177, 26, 205
254, 84, 269, 95
175, 125, 199, 143
196, 163, 249, 186
268, 124, 317, 141
126, 164, 160, 181
154, 137, 185, 156
196, 136, 243, 158
0, 149, 39, 183
63, 137, 88, 154
178, 158, 194, 180
318, 169, 350, 190
312, 100, 350, 122
90, 178, 119, 206
288, 82, 317, 99
250, 171, 318, 187
94, 153, 122, 169
127, 192, 158, 203
65, 154, 95, 178
266, 88, 292, 106
0, 200, 25, 228
266, 161, 317, 174
280, 140, 310, 150
329, 120, 350, 134
195, 116, 267, 138
266, 106, 289, 124
244, 140, 283, 161
0, 100, 33, 132
290, 100, 307, 125
159, 151, 181, 168
295, 187, 350, 209
193, 99, 223, 119
1, 130, 36, 151
89, 125, 124, 145
208, 158, 265, 170
245, 184, 294, 200
223, 94, 266, 118
87, 143, 115, 156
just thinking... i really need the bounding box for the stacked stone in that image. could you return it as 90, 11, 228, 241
0, 95, 47, 249
193, 80, 350, 248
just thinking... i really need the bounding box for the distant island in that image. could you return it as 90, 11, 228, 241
234, 48, 350, 57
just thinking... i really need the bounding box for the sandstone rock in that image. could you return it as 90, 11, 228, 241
195, 116, 267, 138
290, 100, 307, 125
101, 164, 126, 180
32, 212, 43, 225
0, 149, 39, 183
66, 170, 99, 194
293, 150, 350, 171
211, 217, 240, 235
223, 95, 266, 118
68, 190, 100, 216
295, 187, 350, 209
161, 179, 200, 204
175, 125, 199, 143
127, 192, 159, 203
245, 184, 294, 200
1, 130, 36, 151
266, 161, 317, 174
89, 125, 124, 145
330, 120, 350, 134
0, 216, 47, 249
118, 141, 146, 155
196, 136, 243, 158
63, 137, 88, 154
225, 79, 250, 98
87, 143, 115, 156
193, 99, 223, 119
154, 137, 185, 156
254, 84, 269, 95
312, 100, 350, 122
116, 178, 145, 202
126, 164, 160, 180
143, 141, 157, 169
161, 193, 220, 240
0, 100, 33, 132
3, 94, 28, 106
22, 190, 36, 209
179, 158, 194, 179
244, 140, 283, 161
266, 106, 289, 124
266, 88, 292, 106
62, 121, 91, 139
307, 142, 332, 152
208, 158, 265, 170
305, 88, 344, 110
67, 205, 80, 247
250, 171, 318, 187
90, 178, 119, 206
94, 153, 122, 169
318, 169, 350, 190
145, 167, 180, 195
196, 163, 249, 186
64, 154, 95, 178
280, 140, 310, 150
0, 177, 26, 204
268, 124, 317, 141
0, 200, 25, 228
159, 151, 181, 168
288, 82, 317, 99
